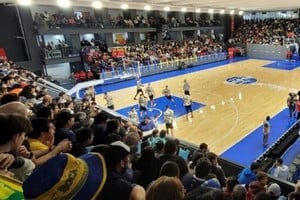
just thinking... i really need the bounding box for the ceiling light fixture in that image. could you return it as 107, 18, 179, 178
208, 9, 214, 13
181, 7, 186, 12
238, 11, 243, 15
164, 6, 170, 11
92, 1, 102, 9
57, 0, 71, 8
18, 0, 31, 6
144, 5, 151, 11
220, 9, 224, 14
230, 10, 235, 15
121, 3, 128, 9
195, 8, 201, 13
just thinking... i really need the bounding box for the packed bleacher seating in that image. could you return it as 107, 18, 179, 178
229, 19, 300, 45
75, 37, 224, 82
0, 51, 298, 199
33, 10, 220, 30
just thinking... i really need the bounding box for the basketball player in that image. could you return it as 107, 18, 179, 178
164, 105, 174, 136
183, 79, 190, 95
133, 76, 145, 100
183, 92, 193, 120
162, 85, 175, 103
128, 107, 139, 123
103, 92, 114, 110
145, 83, 156, 108
138, 93, 147, 117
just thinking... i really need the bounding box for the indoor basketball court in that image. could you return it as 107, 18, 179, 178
95, 58, 300, 157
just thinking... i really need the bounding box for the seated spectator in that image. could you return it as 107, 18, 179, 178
147, 129, 160, 148
0, 101, 29, 117
98, 141, 145, 200
181, 157, 212, 193
154, 140, 164, 158
35, 106, 53, 120
247, 172, 268, 200
223, 176, 239, 199
0, 113, 32, 187
146, 176, 184, 200
132, 146, 160, 189
27, 118, 71, 166
160, 160, 180, 177
192, 142, 209, 160
267, 183, 286, 200
70, 128, 94, 157
0, 93, 19, 105
159, 139, 189, 179
232, 184, 247, 200
54, 111, 76, 145
184, 186, 226, 200
22, 153, 107, 199
206, 152, 227, 187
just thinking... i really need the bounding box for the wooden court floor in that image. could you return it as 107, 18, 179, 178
95, 59, 300, 155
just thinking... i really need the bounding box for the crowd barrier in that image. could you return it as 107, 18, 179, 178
71, 52, 227, 97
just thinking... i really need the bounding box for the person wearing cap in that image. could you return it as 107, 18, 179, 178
98, 141, 145, 200
267, 183, 286, 200
22, 153, 107, 200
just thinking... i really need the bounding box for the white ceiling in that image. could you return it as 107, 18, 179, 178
1, 0, 300, 13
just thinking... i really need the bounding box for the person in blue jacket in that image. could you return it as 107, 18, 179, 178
237, 162, 262, 187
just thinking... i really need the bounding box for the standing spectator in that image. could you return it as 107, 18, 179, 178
164, 105, 175, 136
183, 79, 190, 95
237, 162, 262, 186
271, 158, 290, 181
103, 92, 114, 110
263, 116, 271, 148
287, 93, 296, 120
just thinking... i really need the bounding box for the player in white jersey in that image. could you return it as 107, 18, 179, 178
133, 76, 145, 100
183, 79, 190, 95
138, 93, 147, 117
162, 85, 175, 103
183, 92, 193, 120
145, 83, 156, 108
164, 105, 174, 136
104, 92, 114, 110
128, 107, 139, 123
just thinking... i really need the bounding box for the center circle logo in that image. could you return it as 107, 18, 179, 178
225, 76, 257, 85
